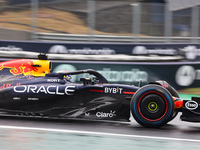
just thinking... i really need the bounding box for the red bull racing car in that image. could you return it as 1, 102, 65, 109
0, 54, 199, 128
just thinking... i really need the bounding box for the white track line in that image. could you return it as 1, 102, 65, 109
0, 125, 199, 143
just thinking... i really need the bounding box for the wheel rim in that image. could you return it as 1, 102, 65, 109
148, 102, 158, 112
138, 92, 168, 122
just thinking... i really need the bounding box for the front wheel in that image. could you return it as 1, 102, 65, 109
130, 85, 174, 128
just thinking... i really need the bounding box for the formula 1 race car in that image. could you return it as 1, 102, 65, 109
0, 54, 199, 128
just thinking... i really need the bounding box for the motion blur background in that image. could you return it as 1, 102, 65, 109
0, 0, 200, 96
0, 0, 199, 42
1, 2, 200, 150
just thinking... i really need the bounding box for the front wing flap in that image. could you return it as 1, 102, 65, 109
181, 97, 200, 122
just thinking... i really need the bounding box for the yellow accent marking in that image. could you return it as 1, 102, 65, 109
31, 60, 52, 76
148, 102, 158, 111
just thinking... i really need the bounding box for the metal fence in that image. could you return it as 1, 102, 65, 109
0, 0, 200, 43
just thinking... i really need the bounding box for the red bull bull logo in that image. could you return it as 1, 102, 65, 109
0, 59, 38, 75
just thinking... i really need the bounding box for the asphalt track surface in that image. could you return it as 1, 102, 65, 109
0, 112, 200, 150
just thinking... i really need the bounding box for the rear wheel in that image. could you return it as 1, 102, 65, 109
131, 85, 174, 128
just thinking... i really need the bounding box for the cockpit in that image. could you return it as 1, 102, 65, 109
80, 77, 99, 85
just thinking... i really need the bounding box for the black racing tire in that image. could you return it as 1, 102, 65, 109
130, 84, 174, 128
150, 81, 180, 121
166, 84, 179, 121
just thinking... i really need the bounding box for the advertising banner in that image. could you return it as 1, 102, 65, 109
0, 57, 199, 95
51, 61, 200, 92
1, 40, 200, 61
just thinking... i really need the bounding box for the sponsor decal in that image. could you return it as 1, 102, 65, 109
0, 45, 23, 51
49, 45, 116, 55
28, 98, 39, 101
180, 46, 200, 60
88, 68, 147, 83
132, 46, 177, 55
85, 113, 90, 116
96, 110, 116, 118
0, 83, 21, 89
53, 65, 148, 83
175, 65, 196, 86
185, 101, 198, 110
14, 85, 75, 95
161, 84, 168, 88
104, 87, 123, 94
49, 45, 67, 53
0, 59, 38, 75
47, 79, 60, 83
13, 97, 20, 100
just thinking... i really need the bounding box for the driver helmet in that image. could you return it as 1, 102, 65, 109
64, 75, 72, 83
56, 70, 72, 83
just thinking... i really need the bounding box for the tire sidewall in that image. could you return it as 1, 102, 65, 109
131, 84, 174, 128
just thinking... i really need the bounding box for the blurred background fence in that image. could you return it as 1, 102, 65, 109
0, 0, 199, 43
